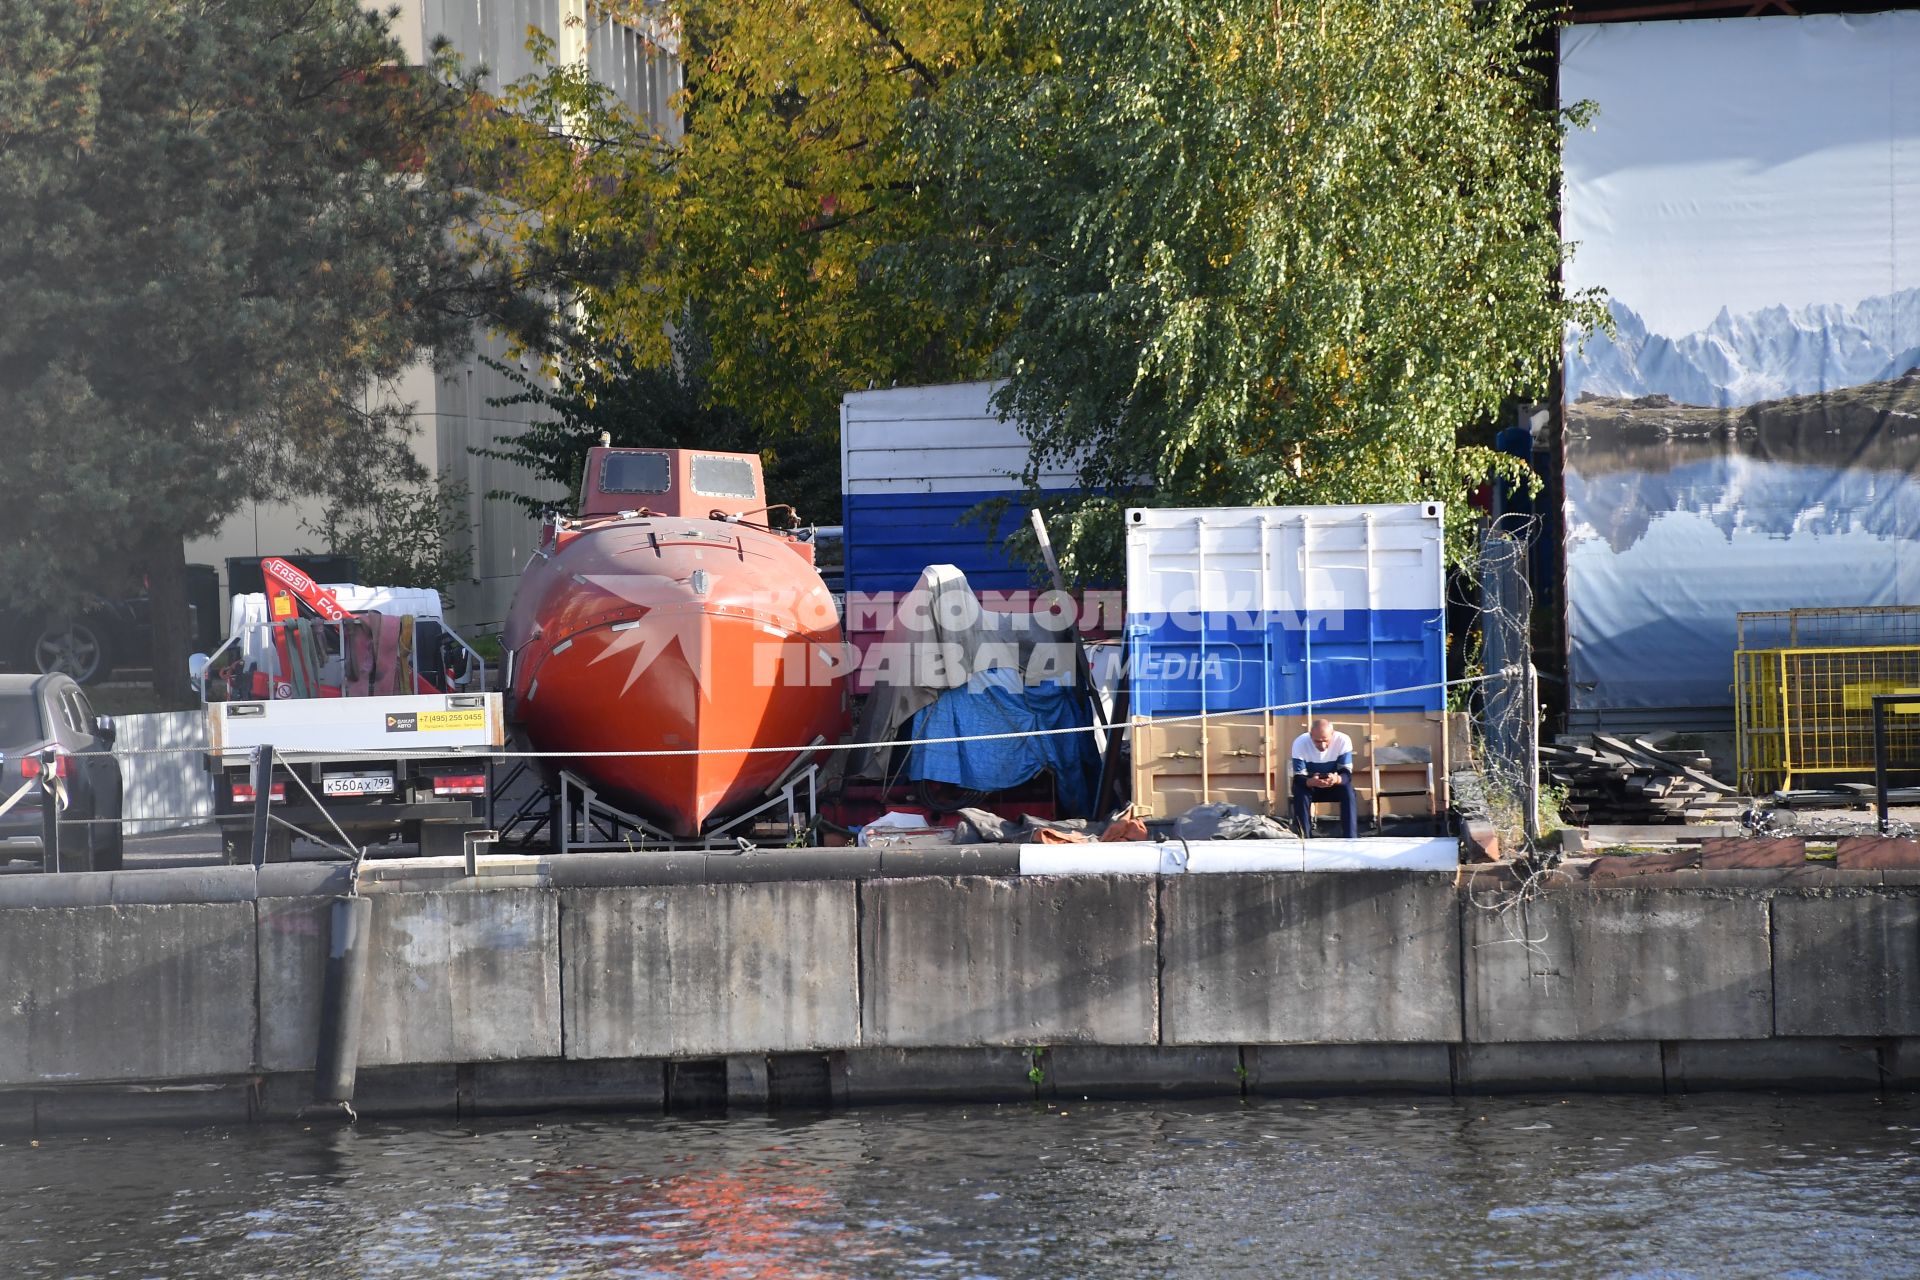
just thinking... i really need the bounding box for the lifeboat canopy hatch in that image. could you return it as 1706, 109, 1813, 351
579, 447, 766, 520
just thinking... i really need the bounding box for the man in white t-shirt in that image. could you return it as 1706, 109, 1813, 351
1290, 717, 1357, 838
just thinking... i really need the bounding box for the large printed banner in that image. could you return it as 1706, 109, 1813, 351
1560, 14, 1920, 720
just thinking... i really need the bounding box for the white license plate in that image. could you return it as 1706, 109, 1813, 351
323, 774, 396, 796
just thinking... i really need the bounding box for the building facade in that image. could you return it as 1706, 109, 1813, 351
187, 0, 682, 634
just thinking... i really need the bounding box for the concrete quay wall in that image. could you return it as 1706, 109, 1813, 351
2, 858, 1918, 1128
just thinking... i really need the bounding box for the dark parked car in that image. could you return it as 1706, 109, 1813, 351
0, 673, 123, 872
2, 565, 222, 684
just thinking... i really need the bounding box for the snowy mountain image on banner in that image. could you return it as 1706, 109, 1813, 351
1557, 12, 1920, 722
1568, 289, 1920, 408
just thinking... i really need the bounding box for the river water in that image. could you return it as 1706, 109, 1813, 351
4, 1094, 1918, 1278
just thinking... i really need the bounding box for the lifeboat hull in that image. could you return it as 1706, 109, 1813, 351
504, 518, 846, 837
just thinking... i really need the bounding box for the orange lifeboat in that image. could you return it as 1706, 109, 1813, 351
502, 447, 847, 837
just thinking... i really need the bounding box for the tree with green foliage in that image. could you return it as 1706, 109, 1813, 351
667, 0, 995, 430
458, 1, 995, 483
915, 0, 1602, 579
464, 0, 1595, 584
0, 0, 500, 698
301, 474, 475, 597
478, 326, 842, 527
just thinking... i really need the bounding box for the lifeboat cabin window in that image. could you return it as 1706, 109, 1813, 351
691, 454, 758, 499
601, 451, 672, 494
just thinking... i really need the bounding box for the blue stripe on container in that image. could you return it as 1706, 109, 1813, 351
842, 489, 1041, 595
1126, 609, 1446, 715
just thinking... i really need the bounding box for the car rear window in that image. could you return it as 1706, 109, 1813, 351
0, 694, 43, 749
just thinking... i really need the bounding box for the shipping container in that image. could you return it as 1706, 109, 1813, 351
1124, 503, 1448, 718
840, 381, 1079, 596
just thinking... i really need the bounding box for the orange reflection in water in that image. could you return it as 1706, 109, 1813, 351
526, 1156, 897, 1279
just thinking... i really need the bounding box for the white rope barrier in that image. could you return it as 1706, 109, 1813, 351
82, 668, 1513, 763
0, 779, 36, 820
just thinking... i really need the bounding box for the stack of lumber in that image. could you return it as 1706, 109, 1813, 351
1542, 733, 1742, 826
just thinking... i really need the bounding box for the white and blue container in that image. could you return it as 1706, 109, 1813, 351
1124, 504, 1448, 718
839, 381, 1079, 597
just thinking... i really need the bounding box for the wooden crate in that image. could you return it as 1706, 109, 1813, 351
1129, 713, 1278, 818
1131, 709, 1456, 820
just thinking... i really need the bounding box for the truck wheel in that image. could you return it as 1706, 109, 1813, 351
264, 827, 294, 864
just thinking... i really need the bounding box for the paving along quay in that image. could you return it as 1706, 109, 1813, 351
4, 425, 1919, 1132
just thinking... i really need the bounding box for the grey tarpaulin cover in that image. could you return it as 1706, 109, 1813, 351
844, 565, 1088, 788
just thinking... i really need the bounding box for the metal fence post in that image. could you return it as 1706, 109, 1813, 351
40, 746, 60, 874
250, 744, 273, 869
463, 827, 498, 878
1524, 661, 1541, 845
1871, 693, 1920, 835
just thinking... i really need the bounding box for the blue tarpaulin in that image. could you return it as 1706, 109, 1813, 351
907, 673, 1100, 815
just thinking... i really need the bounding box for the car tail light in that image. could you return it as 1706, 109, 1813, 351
231, 782, 286, 804
432, 773, 488, 797
19, 754, 69, 780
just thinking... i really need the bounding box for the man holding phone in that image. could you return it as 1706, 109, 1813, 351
1290, 717, 1357, 839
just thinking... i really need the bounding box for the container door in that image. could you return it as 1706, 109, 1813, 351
1282, 507, 1446, 717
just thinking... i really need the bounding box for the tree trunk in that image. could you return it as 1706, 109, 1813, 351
143, 534, 195, 706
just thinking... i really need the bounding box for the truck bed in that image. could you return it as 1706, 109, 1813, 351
207, 692, 505, 763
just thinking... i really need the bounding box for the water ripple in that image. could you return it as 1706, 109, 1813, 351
2, 1096, 1918, 1278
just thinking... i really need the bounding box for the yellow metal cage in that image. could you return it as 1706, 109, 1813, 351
1735, 608, 1920, 793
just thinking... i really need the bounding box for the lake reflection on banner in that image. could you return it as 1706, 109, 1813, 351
1563, 377, 1920, 716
